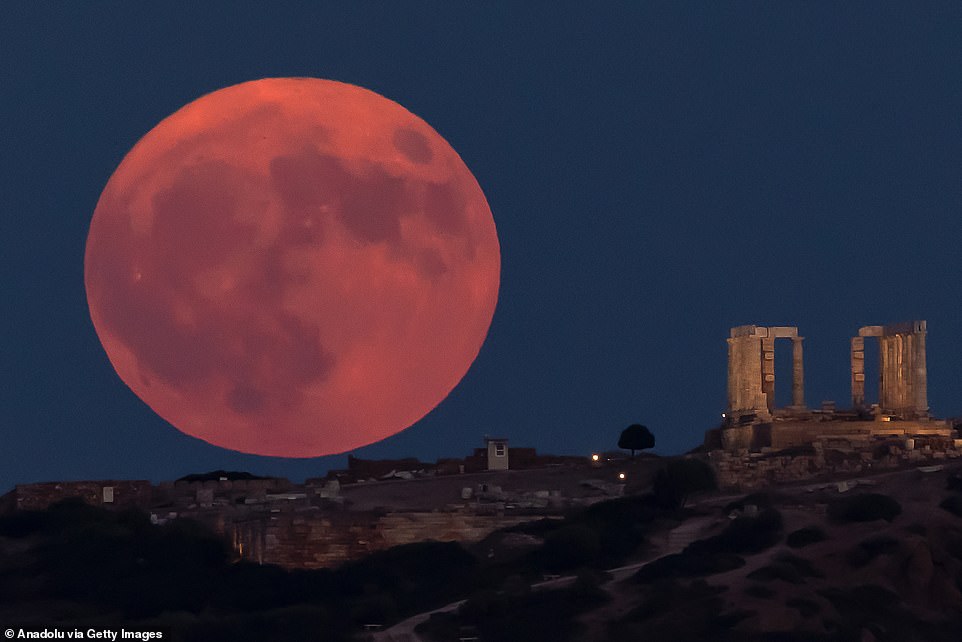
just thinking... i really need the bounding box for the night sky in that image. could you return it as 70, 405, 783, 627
4, 2, 962, 491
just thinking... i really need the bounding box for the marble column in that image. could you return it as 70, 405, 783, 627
851, 336, 865, 408
791, 336, 805, 408
914, 328, 928, 417
726, 338, 735, 413
879, 336, 889, 412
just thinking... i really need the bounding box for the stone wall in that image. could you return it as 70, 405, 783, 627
376, 512, 531, 548
1, 466, 586, 570
5, 480, 154, 511
227, 508, 531, 569
710, 419, 952, 453
711, 435, 962, 491
230, 510, 382, 568
769, 420, 950, 449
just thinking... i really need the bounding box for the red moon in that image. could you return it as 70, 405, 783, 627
84, 78, 500, 458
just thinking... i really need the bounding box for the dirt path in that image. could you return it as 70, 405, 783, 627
372, 515, 717, 642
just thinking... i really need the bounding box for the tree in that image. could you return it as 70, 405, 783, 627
618, 424, 655, 457
653, 458, 716, 509
541, 524, 601, 571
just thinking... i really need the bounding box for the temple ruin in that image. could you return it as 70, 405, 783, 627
726, 325, 806, 423
726, 321, 929, 423
850, 321, 928, 419
711, 320, 951, 453
707, 320, 962, 490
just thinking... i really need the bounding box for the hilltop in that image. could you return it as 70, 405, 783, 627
405, 463, 962, 641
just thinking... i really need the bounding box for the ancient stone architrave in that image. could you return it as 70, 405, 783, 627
727, 325, 805, 422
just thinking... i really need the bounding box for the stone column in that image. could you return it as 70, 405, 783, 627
791, 336, 805, 408
894, 335, 906, 413
915, 327, 928, 417
895, 334, 910, 415
880, 334, 905, 415
851, 336, 865, 408
726, 338, 735, 413
727, 327, 770, 421
879, 336, 889, 412
903, 334, 914, 415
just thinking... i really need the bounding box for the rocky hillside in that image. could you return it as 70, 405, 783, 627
413, 463, 962, 641
5, 460, 962, 641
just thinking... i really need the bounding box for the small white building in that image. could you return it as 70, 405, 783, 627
485, 437, 509, 471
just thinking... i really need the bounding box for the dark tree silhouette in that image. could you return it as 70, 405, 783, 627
618, 424, 655, 457
653, 458, 717, 509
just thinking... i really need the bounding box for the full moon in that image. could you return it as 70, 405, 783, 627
84, 78, 500, 458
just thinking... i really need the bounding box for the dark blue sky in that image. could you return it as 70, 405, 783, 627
3, 1, 962, 490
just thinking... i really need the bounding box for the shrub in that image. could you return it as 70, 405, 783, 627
625, 579, 726, 621
940, 495, 962, 518
744, 584, 775, 599
747, 553, 821, 585
776, 552, 823, 577
415, 611, 460, 641
572, 567, 609, 590
816, 585, 949, 642
350, 593, 398, 626
337, 540, 477, 612
847, 536, 900, 568
905, 522, 928, 535
946, 473, 962, 492
723, 492, 774, 514
506, 517, 564, 537
458, 589, 506, 620
653, 458, 716, 509
0, 510, 47, 538
721, 508, 782, 553
633, 551, 744, 582
787, 526, 827, 549
458, 581, 609, 642
502, 574, 531, 598
580, 495, 657, 564
569, 568, 611, 606
687, 508, 783, 555
620, 580, 749, 641
541, 524, 600, 571
819, 584, 901, 611
581, 494, 659, 526
786, 597, 821, 617
827, 493, 901, 523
